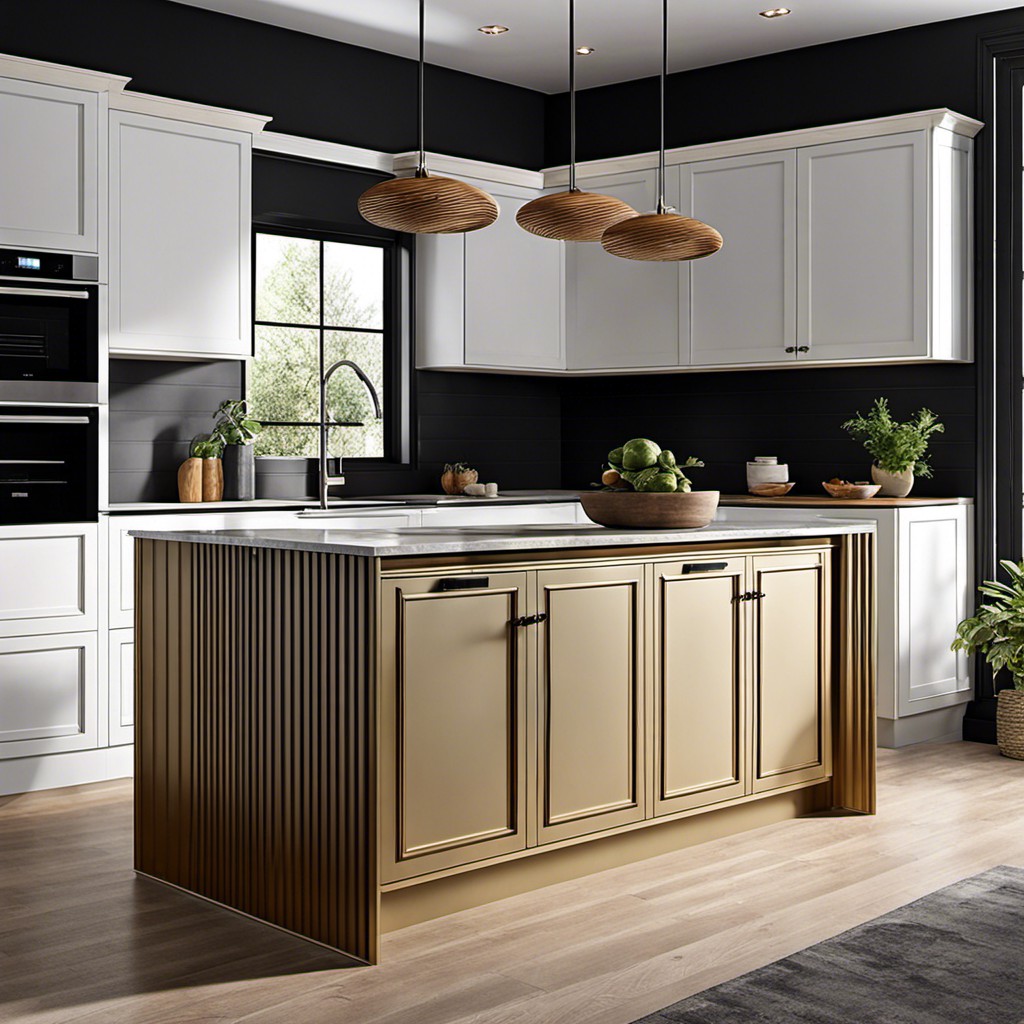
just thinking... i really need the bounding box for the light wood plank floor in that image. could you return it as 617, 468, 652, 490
1, 741, 1022, 1024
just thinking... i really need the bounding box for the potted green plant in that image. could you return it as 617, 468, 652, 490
953, 559, 1024, 759
178, 434, 224, 503
841, 398, 944, 497
211, 399, 262, 501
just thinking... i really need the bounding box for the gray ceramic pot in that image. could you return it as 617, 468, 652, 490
222, 444, 255, 501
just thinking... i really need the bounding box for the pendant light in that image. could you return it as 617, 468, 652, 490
358, 0, 499, 234
516, 0, 636, 242
600, 0, 723, 261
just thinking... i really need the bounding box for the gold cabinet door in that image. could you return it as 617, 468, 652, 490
653, 556, 749, 815
380, 573, 529, 882
535, 564, 646, 844
751, 549, 832, 793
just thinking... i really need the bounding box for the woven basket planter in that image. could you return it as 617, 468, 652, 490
997, 688, 1024, 759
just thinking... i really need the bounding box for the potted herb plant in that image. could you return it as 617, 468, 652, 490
178, 434, 224, 503
212, 399, 262, 501
953, 560, 1024, 759
841, 397, 944, 497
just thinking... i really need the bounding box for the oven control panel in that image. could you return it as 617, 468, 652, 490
0, 249, 98, 282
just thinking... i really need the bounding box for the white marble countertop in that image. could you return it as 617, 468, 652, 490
130, 518, 874, 559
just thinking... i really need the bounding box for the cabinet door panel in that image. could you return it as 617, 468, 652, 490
0, 633, 99, 759
0, 78, 99, 253
684, 152, 796, 366
567, 170, 680, 370
537, 564, 645, 843
465, 185, 563, 370
110, 111, 251, 358
753, 550, 831, 791
108, 627, 135, 747
898, 507, 972, 713
381, 573, 528, 881
797, 132, 927, 361
655, 557, 747, 814
0, 524, 96, 637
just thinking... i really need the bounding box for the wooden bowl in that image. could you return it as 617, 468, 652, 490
579, 490, 720, 529
749, 482, 795, 497
821, 481, 881, 500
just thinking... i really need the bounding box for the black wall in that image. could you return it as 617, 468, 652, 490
549, 7, 1024, 497
3, 0, 546, 168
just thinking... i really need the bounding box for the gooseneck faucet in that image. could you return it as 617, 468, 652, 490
318, 359, 383, 510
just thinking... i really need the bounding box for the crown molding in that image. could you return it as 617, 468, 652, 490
0, 52, 130, 93
110, 90, 271, 133
254, 131, 392, 172
392, 151, 545, 190
544, 108, 985, 186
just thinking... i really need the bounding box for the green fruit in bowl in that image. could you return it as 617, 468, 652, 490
608, 446, 625, 466
622, 438, 662, 471
657, 450, 677, 471
642, 471, 679, 492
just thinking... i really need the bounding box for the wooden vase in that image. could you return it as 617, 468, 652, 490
177, 458, 203, 503
202, 458, 224, 502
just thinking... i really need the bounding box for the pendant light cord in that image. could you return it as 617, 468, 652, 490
569, 0, 576, 192
657, 0, 667, 213
417, 0, 426, 176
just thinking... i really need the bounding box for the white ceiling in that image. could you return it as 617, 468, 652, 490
172, 0, 1024, 93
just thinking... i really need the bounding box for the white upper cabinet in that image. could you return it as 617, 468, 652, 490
796, 132, 929, 362
565, 168, 682, 371
108, 110, 253, 359
681, 151, 797, 366
417, 177, 564, 372
0, 78, 101, 254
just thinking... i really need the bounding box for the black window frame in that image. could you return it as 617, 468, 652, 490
248, 222, 408, 470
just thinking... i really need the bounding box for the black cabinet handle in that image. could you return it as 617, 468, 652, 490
784, 346, 796, 353
682, 562, 728, 574
736, 590, 767, 602
797, 345, 810, 353
438, 576, 490, 591
511, 612, 548, 628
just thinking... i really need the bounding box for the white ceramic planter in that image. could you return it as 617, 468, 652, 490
871, 464, 914, 497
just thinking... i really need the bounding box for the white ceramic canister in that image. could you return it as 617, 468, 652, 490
746, 456, 789, 490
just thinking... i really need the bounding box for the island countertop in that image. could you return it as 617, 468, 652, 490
130, 518, 874, 558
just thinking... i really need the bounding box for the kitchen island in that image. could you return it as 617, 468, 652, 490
132, 520, 876, 963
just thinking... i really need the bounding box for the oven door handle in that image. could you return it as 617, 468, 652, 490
0, 286, 92, 300
0, 415, 90, 424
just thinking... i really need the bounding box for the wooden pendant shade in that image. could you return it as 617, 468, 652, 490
516, 188, 637, 242
358, 172, 499, 234
601, 212, 723, 262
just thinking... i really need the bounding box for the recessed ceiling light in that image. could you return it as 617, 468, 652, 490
759, 7, 791, 17
478, 24, 509, 35
576, 45, 596, 56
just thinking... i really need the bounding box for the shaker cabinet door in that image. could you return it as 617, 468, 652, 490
380, 573, 530, 881
535, 564, 646, 843
797, 132, 927, 362
653, 556, 749, 815
109, 111, 252, 359
566, 169, 682, 370
752, 550, 831, 792
0, 78, 99, 253
683, 151, 797, 366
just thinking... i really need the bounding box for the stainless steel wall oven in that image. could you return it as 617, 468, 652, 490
0, 249, 100, 405
0, 408, 98, 524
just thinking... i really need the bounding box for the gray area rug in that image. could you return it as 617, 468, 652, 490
633, 865, 1024, 1023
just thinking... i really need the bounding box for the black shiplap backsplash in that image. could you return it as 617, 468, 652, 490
109, 359, 243, 502
109, 361, 562, 502
560, 363, 977, 497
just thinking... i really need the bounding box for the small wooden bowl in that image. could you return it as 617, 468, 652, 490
749, 482, 795, 497
579, 490, 720, 529
822, 481, 881, 500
